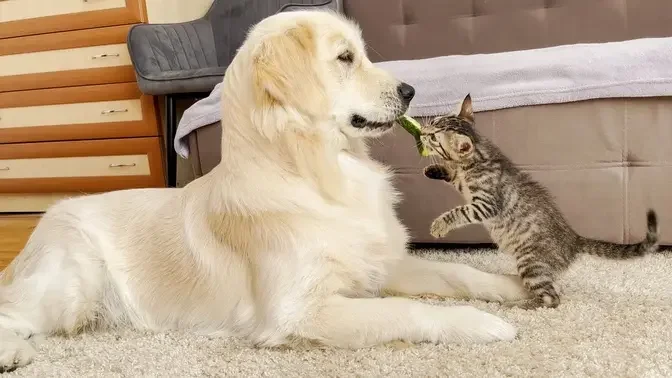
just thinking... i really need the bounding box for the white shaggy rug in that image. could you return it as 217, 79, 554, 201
5, 249, 672, 378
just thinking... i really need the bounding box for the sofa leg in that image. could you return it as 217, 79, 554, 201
165, 95, 177, 188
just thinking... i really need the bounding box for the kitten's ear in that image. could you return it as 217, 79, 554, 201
454, 134, 474, 157
458, 94, 474, 123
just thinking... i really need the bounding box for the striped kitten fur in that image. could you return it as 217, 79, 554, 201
420, 94, 660, 310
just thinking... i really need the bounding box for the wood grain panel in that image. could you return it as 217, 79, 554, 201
0, 0, 147, 39
0, 25, 132, 57
0, 66, 137, 93
0, 137, 165, 193
0, 83, 159, 143
0, 82, 141, 107
0, 215, 40, 271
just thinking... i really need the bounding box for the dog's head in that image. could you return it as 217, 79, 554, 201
219, 11, 413, 204
237, 10, 414, 139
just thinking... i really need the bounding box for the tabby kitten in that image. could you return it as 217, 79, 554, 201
420, 94, 659, 310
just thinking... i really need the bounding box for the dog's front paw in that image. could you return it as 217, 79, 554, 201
430, 306, 517, 344
430, 218, 451, 238
423, 164, 451, 181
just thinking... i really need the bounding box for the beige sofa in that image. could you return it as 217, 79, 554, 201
187, 0, 672, 245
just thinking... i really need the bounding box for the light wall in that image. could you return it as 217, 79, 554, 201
145, 0, 215, 24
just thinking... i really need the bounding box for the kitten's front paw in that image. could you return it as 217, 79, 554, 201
430, 218, 451, 238
423, 164, 451, 181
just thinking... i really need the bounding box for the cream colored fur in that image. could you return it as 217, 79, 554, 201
0, 11, 528, 371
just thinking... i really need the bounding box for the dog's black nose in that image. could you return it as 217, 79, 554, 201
397, 82, 415, 103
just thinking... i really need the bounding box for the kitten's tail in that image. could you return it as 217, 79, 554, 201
579, 209, 659, 259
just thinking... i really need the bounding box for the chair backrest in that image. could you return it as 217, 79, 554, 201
127, 0, 342, 95
206, 0, 341, 68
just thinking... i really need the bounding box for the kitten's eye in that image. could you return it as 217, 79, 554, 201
430, 135, 437, 142
337, 51, 354, 64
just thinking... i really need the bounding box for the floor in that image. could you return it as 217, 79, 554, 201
2, 249, 672, 377
0, 214, 39, 270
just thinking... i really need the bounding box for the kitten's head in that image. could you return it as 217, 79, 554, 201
420, 94, 478, 162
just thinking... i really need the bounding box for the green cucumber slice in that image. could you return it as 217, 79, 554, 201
397, 114, 429, 157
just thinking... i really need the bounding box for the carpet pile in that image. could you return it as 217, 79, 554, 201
6, 249, 672, 377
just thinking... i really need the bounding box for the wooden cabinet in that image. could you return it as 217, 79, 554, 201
0, 0, 164, 213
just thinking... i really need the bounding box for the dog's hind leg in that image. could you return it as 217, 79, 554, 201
0, 291, 38, 373
0, 217, 107, 372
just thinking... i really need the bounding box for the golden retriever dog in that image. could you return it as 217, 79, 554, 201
0, 10, 527, 371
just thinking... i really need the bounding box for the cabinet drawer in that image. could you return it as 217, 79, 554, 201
0, 25, 136, 92
0, 0, 146, 39
0, 137, 165, 193
0, 83, 159, 143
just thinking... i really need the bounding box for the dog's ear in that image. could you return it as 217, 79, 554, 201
251, 24, 345, 203
252, 24, 327, 121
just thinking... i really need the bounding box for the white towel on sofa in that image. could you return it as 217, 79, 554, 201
175, 37, 672, 158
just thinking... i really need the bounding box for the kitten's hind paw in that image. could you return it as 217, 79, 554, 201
423, 164, 451, 181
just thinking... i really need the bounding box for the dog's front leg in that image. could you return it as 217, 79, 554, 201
383, 254, 528, 303
295, 295, 515, 347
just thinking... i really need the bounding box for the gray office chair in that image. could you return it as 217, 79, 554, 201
127, 0, 341, 187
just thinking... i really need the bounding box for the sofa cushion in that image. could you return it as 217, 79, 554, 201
344, 0, 672, 61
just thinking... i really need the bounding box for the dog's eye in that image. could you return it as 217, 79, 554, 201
337, 51, 354, 64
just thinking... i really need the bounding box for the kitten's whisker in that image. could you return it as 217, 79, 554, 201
437, 145, 450, 160
371, 138, 386, 149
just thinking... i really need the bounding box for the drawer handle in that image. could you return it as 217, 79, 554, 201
101, 109, 129, 115
109, 163, 137, 168
92, 53, 120, 59
0, 167, 9, 171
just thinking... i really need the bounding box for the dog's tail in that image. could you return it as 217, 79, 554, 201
579, 209, 659, 259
